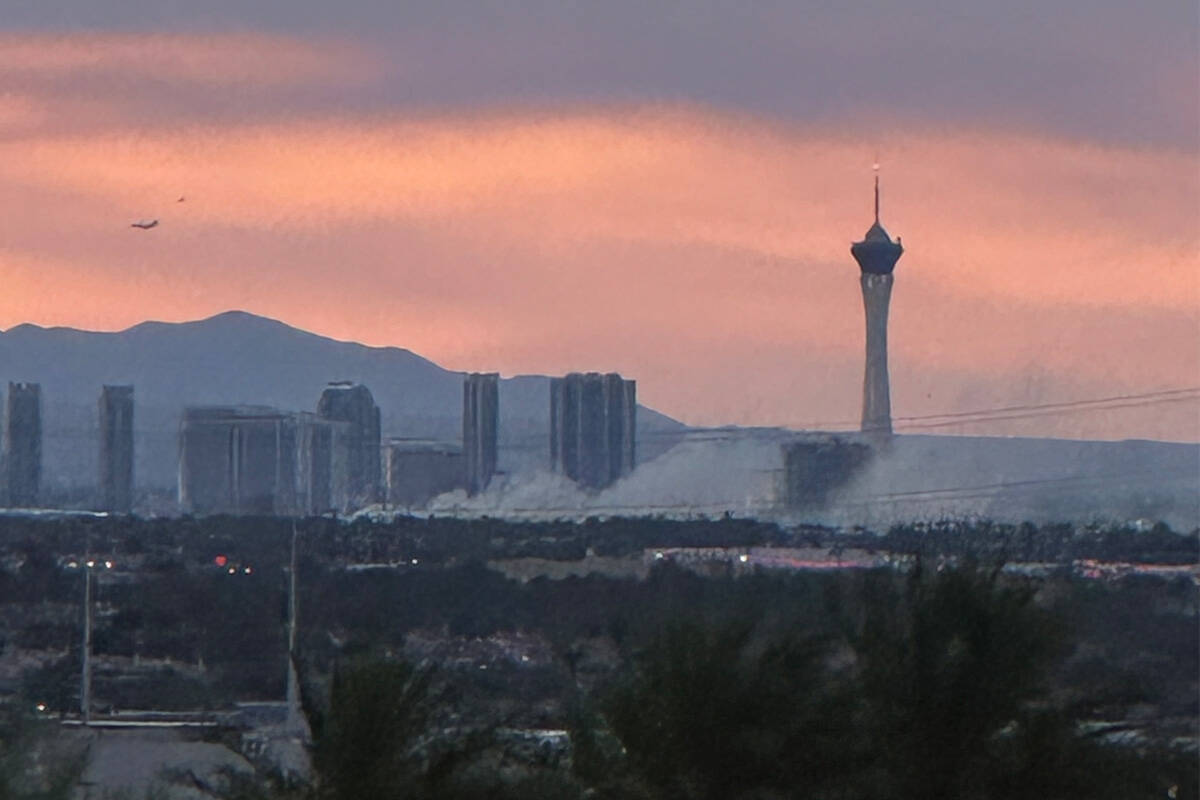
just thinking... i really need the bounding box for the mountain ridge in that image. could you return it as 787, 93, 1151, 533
0, 310, 685, 497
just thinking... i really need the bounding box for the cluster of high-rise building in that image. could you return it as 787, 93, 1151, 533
0, 368, 638, 516
1, 382, 135, 512
177, 371, 635, 514
178, 383, 388, 516
383, 371, 637, 508
377, 372, 503, 509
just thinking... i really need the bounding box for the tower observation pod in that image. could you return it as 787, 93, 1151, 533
850, 166, 903, 436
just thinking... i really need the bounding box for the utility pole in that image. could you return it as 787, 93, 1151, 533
288, 523, 298, 662
80, 561, 92, 726
286, 522, 301, 730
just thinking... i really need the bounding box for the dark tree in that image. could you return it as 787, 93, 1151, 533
313, 659, 438, 800
604, 620, 857, 799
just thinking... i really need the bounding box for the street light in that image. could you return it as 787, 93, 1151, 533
67, 556, 114, 726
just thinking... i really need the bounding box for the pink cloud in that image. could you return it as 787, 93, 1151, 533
0, 41, 1194, 440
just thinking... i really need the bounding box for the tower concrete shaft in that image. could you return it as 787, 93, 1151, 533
860, 273, 893, 435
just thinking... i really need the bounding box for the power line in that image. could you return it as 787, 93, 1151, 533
780, 387, 1200, 431
895, 387, 1200, 423
25, 387, 1200, 445
895, 394, 1200, 431
496, 387, 1200, 441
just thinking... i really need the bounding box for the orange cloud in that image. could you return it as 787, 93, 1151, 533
5, 108, 1193, 308
0, 70, 1195, 439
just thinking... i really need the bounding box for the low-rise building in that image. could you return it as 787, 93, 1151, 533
385, 439, 465, 509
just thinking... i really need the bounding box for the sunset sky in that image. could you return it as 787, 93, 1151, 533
1, 3, 1197, 440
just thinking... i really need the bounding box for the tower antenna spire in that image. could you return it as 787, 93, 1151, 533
873, 159, 880, 223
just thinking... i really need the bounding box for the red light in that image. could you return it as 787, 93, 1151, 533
214, 555, 227, 567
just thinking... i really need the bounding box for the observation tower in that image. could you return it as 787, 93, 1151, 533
850, 167, 903, 436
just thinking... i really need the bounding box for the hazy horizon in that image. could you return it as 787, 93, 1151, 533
2, 307, 1196, 445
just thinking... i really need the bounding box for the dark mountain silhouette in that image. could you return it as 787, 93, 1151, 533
0, 311, 686, 500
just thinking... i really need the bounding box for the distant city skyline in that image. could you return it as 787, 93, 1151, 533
0, 3, 1196, 441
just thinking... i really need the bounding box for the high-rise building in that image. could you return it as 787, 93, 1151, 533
317, 383, 381, 507
4, 383, 41, 508
178, 406, 350, 516
850, 168, 903, 437
550, 372, 635, 489
463, 373, 499, 495
99, 385, 134, 513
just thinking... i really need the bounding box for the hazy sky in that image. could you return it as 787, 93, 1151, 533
1, 2, 1197, 439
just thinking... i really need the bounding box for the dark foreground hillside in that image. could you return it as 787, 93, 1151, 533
0, 514, 1194, 798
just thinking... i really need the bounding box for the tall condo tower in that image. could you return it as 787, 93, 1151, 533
463, 373, 499, 495
550, 372, 636, 490
850, 168, 903, 436
4, 383, 42, 507
99, 385, 134, 513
